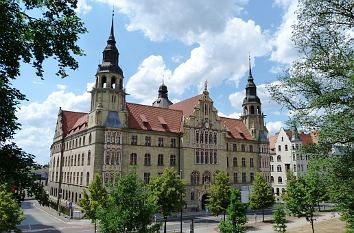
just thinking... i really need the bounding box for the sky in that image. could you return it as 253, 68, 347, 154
12, 0, 300, 164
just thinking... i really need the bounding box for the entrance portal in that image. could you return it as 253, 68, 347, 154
201, 194, 209, 210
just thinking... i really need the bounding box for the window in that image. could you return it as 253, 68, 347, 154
277, 155, 282, 162
204, 132, 208, 144
170, 154, 176, 166
270, 156, 274, 162
232, 144, 237, 151
144, 172, 150, 184
89, 133, 92, 144
213, 133, 217, 144
157, 137, 164, 147
278, 176, 283, 183
285, 145, 288, 151
294, 165, 296, 171
191, 171, 200, 185
74, 154, 77, 166
200, 131, 204, 143
271, 176, 274, 183
233, 173, 238, 184
277, 165, 282, 172
202, 171, 211, 184
196, 131, 199, 143
242, 157, 246, 167
249, 145, 253, 152
196, 150, 200, 164
145, 136, 151, 146
271, 165, 274, 172
130, 153, 137, 166
170, 138, 176, 148
233, 157, 237, 167
241, 144, 245, 152
87, 150, 91, 165
242, 172, 246, 183
209, 132, 213, 144
191, 192, 195, 201
80, 172, 83, 185
158, 154, 164, 166
86, 172, 90, 186
250, 172, 254, 183
250, 158, 254, 167
81, 153, 84, 166
105, 152, 111, 165
205, 150, 209, 164
131, 135, 138, 145
278, 145, 281, 151
144, 153, 151, 166
213, 151, 217, 164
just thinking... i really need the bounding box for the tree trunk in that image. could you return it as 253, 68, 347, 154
164, 216, 167, 233
310, 217, 315, 233
262, 209, 265, 222
94, 219, 97, 232
223, 212, 225, 221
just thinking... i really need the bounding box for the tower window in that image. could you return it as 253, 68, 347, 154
102, 76, 107, 88
250, 106, 255, 114
111, 76, 116, 89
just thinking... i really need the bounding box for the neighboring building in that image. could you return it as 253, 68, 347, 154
269, 127, 318, 201
48, 20, 270, 211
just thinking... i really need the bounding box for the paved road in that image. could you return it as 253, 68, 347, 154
19, 200, 94, 233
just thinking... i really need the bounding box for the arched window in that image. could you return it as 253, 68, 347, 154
130, 153, 137, 165
257, 106, 261, 114
87, 150, 91, 165
191, 171, 200, 185
202, 171, 211, 184
195, 150, 200, 164
196, 131, 199, 143
271, 176, 274, 183
277, 155, 281, 162
270, 156, 274, 162
144, 153, 151, 166
102, 76, 107, 88
214, 151, 217, 164
250, 106, 255, 114
89, 133, 92, 144
209, 132, 213, 144
278, 176, 283, 183
200, 150, 204, 164
285, 145, 288, 151
111, 76, 116, 89
105, 151, 111, 165
233, 157, 237, 167
213, 132, 217, 144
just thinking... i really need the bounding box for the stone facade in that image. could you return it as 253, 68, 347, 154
48, 21, 270, 211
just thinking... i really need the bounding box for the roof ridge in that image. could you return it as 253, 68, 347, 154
127, 102, 183, 113
171, 94, 203, 105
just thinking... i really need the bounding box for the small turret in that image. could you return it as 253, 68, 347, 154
152, 82, 173, 108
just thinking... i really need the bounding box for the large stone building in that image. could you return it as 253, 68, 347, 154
48, 20, 270, 211
269, 127, 317, 201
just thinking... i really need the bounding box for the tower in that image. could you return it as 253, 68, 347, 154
88, 15, 127, 128
241, 57, 267, 141
152, 82, 173, 108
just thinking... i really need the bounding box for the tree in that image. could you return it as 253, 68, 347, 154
0, 0, 86, 206
0, 185, 25, 233
284, 173, 319, 233
268, 0, 354, 230
97, 172, 159, 233
219, 188, 247, 233
148, 168, 185, 233
206, 171, 231, 221
249, 172, 274, 222
79, 174, 108, 232
273, 204, 287, 233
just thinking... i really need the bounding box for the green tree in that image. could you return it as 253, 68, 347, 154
206, 171, 231, 221
273, 204, 287, 233
284, 173, 319, 233
249, 172, 274, 222
0, 0, 86, 206
219, 188, 247, 233
0, 185, 25, 233
79, 174, 108, 232
148, 168, 185, 233
268, 0, 353, 230
97, 172, 159, 233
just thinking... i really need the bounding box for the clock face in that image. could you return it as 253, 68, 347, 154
205, 122, 209, 128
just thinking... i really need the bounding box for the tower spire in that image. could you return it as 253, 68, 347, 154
248, 53, 253, 80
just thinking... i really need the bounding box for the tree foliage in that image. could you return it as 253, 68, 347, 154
148, 168, 185, 233
219, 188, 247, 233
0, 185, 25, 233
249, 172, 274, 222
206, 171, 231, 220
97, 172, 159, 233
79, 174, 108, 231
284, 173, 319, 233
273, 204, 287, 233
269, 0, 354, 230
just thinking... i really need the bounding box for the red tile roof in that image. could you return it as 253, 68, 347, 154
169, 94, 202, 116
61, 110, 88, 136
269, 130, 318, 150
269, 135, 277, 151
220, 117, 253, 140
127, 103, 183, 133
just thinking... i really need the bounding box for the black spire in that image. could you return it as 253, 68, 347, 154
97, 11, 123, 75
158, 82, 168, 98
243, 55, 260, 104
152, 81, 173, 108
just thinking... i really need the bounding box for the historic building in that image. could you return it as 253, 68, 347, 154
48, 20, 270, 211
269, 127, 318, 201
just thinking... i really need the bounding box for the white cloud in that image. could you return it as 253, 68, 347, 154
99, 0, 247, 43
126, 18, 272, 102
76, 0, 92, 14
266, 121, 285, 135
14, 86, 91, 164
270, 0, 299, 64
218, 112, 242, 119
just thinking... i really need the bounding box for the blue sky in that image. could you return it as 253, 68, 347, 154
13, 0, 299, 164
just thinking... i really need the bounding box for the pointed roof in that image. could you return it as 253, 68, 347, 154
169, 94, 202, 116
61, 110, 88, 137
243, 56, 260, 105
